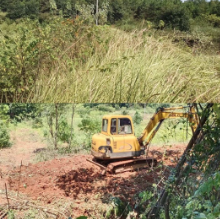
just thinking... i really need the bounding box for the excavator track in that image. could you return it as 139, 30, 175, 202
107, 158, 157, 174
87, 158, 157, 174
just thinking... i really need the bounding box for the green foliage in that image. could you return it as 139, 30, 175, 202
0, 104, 11, 149
156, 106, 220, 219
1, 0, 220, 32
0, 0, 220, 103
76, 216, 88, 219
6, 0, 39, 19
121, 107, 129, 115
160, 7, 190, 31
42, 104, 72, 148
98, 1, 109, 25
78, 116, 100, 149
172, 172, 220, 219
0, 104, 10, 121
137, 190, 155, 218
7, 104, 39, 122
96, 104, 115, 112
32, 117, 43, 128
133, 111, 143, 125
0, 121, 11, 149
213, 104, 220, 119
58, 116, 73, 142
78, 117, 100, 134
106, 197, 131, 218
7, 209, 15, 219
77, 106, 91, 118
75, 3, 95, 25
203, 14, 220, 27
0, 20, 42, 102
1, 16, 111, 102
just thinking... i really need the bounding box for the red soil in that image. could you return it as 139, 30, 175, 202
0, 139, 186, 218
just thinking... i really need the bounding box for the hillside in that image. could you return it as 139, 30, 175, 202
1, 19, 220, 103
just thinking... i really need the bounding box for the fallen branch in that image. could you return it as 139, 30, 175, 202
0, 211, 7, 219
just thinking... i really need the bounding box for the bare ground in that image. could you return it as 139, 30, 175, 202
0, 128, 187, 218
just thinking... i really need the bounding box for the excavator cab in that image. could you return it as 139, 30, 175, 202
91, 115, 143, 160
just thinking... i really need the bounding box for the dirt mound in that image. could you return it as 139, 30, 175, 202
7, 155, 101, 202
6, 155, 168, 208
56, 168, 101, 198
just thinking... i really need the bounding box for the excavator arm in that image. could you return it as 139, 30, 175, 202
138, 106, 200, 148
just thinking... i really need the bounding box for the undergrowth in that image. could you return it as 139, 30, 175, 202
1, 18, 220, 103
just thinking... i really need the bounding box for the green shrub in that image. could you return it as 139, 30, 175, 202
78, 117, 100, 134
203, 14, 220, 27
78, 116, 100, 149
58, 117, 73, 143
7, 210, 15, 219
0, 122, 11, 149
96, 104, 115, 112
133, 111, 143, 125
160, 7, 190, 31
32, 117, 43, 128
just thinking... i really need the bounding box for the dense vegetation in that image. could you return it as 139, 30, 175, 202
2, 0, 220, 30
0, 0, 220, 102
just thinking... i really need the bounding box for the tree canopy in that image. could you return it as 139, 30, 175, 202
1, 0, 220, 30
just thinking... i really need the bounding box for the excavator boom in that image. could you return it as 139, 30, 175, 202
138, 106, 199, 148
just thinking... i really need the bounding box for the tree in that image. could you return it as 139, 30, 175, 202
133, 111, 143, 125
0, 104, 11, 149
160, 6, 190, 31
44, 104, 70, 149
7, 104, 39, 121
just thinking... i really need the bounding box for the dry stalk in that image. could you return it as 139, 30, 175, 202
5, 183, 9, 210
7, 197, 66, 218
0, 209, 8, 219
16, 160, 23, 198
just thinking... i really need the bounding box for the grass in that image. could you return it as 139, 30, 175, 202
29, 25, 220, 103
1, 18, 220, 103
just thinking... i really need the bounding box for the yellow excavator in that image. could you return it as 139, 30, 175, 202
87, 106, 200, 174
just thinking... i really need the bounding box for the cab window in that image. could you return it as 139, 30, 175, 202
118, 118, 132, 134
111, 118, 117, 134
102, 119, 108, 132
